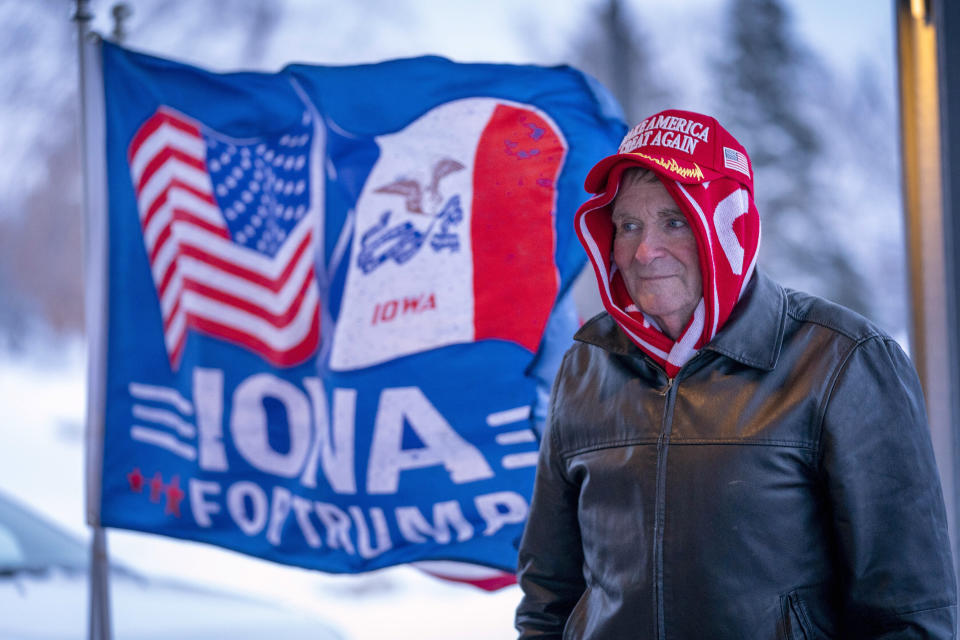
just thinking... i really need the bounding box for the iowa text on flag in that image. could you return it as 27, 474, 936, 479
127, 106, 320, 369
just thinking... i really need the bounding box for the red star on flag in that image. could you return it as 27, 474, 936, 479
149, 472, 164, 502
164, 475, 185, 517
127, 468, 144, 492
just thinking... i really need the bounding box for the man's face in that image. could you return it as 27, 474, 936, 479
611, 172, 702, 340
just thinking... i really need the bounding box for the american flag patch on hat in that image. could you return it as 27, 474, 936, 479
723, 146, 750, 177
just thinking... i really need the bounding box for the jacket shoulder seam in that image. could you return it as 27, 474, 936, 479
785, 307, 882, 344
814, 334, 887, 460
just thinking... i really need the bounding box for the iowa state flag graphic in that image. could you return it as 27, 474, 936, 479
331, 98, 565, 370
91, 41, 624, 583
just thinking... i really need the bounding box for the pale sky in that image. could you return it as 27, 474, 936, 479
85, 0, 895, 79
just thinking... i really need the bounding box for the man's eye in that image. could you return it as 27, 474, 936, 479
619, 222, 639, 232
666, 218, 687, 229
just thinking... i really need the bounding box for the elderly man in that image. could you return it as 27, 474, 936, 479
515, 109, 957, 639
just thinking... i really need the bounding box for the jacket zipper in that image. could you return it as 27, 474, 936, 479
653, 376, 678, 640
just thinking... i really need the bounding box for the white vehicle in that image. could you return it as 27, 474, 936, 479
0, 490, 345, 640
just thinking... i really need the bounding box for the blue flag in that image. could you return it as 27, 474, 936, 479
91, 40, 625, 578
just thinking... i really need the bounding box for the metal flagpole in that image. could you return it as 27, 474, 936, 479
88, 529, 111, 640
73, 0, 112, 639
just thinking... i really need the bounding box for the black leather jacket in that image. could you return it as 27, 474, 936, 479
516, 272, 956, 639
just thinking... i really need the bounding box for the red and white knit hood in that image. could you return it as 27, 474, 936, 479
575, 109, 762, 376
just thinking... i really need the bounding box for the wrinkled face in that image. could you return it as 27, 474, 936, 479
611, 171, 702, 340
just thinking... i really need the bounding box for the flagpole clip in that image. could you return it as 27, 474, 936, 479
72, 0, 93, 26
111, 3, 132, 43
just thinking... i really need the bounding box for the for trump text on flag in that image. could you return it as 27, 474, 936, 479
89, 40, 624, 582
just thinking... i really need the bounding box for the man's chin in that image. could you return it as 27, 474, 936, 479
630, 287, 682, 308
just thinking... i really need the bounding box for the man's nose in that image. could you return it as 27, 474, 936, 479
633, 230, 667, 264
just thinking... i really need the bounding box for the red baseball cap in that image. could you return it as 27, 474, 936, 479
584, 108, 754, 195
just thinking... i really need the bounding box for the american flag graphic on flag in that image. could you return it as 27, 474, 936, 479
126, 107, 321, 369
723, 146, 750, 177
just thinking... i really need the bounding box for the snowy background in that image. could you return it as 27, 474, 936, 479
0, 1, 902, 638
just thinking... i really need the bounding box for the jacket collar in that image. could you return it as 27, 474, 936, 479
574, 270, 787, 372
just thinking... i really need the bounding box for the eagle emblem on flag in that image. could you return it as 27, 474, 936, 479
356, 157, 466, 274
126, 107, 321, 369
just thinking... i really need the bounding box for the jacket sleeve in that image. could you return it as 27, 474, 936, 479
819, 335, 957, 638
515, 355, 586, 639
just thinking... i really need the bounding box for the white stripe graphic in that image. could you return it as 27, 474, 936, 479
130, 426, 197, 460
502, 452, 538, 469
131, 404, 197, 438
486, 405, 531, 427
128, 382, 193, 415
495, 430, 536, 445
